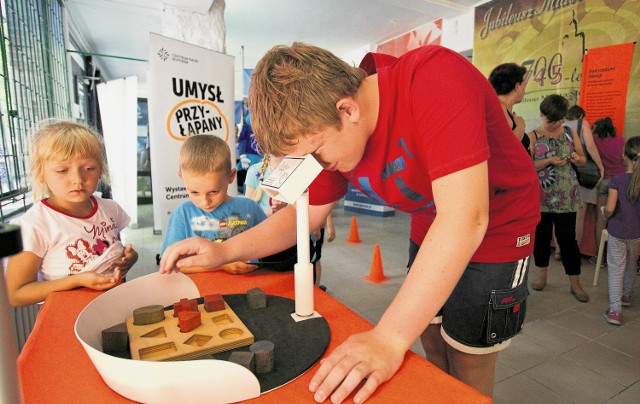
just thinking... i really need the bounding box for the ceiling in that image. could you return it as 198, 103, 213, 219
65, 0, 481, 94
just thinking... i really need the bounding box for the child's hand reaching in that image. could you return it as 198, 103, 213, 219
109, 244, 138, 278
76, 269, 122, 291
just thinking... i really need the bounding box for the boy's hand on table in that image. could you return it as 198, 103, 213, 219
159, 237, 223, 274
309, 328, 406, 403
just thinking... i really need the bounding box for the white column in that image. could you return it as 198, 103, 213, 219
294, 192, 314, 317
161, 0, 226, 53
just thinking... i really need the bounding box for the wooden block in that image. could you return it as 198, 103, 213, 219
228, 351, 255, 373
102, 322, 129, 355
133, 305, 165, 325
127, 300, 254, 361
178, 311, 201, 333
173, 298, 198, 317
249, 340, 275, 373
247, 288, 266, 309
204, 294, 225, 312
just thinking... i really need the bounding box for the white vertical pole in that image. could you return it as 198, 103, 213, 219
294, 191, 314, 316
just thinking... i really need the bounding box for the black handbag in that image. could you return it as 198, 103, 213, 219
573, 119, 600, 189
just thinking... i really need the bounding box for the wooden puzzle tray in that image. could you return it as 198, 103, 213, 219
126, 299, 254, 361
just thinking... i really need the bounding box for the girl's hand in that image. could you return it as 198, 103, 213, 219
110, 244, 138, 278
76, 269, 122, 291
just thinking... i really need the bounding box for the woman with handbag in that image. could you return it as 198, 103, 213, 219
565, 106, 604, 257
526, 95, 590, 302
593, 117, 626, 264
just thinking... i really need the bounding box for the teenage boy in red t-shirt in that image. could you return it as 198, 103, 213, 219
161, 43, 540, 402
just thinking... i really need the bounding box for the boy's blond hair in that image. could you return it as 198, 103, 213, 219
30, 120, 109, 200
179, 134, 231, 175
248, 42, 366, 156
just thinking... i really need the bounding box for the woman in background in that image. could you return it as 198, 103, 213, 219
528, 95, 589, 302
488, 63, 529, 153
556, 106, 604, 260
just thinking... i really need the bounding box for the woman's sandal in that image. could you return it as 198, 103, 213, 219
571, 288, 590, 302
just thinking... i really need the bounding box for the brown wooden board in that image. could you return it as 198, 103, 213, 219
126, 299, 254, 361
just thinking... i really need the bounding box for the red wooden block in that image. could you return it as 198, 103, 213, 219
204, 294, 225, 312
178, 311, 201, 333
173, 298, 198, 317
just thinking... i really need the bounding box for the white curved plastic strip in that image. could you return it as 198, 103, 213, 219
75, 272, 260, 403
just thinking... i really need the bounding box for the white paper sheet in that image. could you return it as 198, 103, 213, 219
74, 272, 261, 403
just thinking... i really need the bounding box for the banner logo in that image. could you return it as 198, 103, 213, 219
166, 99, 229, 141
157, 48, 170, 61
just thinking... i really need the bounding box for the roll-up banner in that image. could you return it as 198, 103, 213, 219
148, 33, 235, 234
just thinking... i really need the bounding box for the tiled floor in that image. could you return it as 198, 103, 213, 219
125, 203, 640, 403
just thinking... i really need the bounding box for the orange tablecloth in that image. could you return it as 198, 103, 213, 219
17, 270, 490, 403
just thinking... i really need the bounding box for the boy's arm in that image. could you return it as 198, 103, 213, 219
160, 201, 336, 273
309, 162, 489, 404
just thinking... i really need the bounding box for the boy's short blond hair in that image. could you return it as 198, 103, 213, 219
248, 42, 366, 156
30, 120, 109, 200
179, 134, 231, 175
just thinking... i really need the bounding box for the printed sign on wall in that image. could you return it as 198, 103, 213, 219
579, 43, 634, 132
473, 0, 640, 136
148, 33, 235, 233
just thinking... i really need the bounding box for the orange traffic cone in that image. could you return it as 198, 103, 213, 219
346, 216, 362, 243
364, 244, 388, 283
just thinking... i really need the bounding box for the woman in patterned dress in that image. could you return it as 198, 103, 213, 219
526, 95, 590, 302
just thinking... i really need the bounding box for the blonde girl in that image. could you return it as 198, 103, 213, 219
602, 136, 640, 325
6, 120, 138, 307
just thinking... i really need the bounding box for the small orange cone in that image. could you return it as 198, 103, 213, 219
364, 244, 388, 283
346, 216, 362, 243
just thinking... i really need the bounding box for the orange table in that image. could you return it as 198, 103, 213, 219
17, 270, 490, 403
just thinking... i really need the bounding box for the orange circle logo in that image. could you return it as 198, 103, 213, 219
166, 99, 229, 142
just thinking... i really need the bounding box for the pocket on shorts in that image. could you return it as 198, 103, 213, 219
485, 281, 528, 344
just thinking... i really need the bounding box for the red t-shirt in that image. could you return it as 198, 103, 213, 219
310, 46, 540, 262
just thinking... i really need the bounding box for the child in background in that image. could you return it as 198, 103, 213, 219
603, 136, 640, 325
161, 134, 267, 274
6, 120, 138, 307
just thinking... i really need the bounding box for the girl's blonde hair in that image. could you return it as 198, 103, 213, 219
30, 120, 109, 200
249, 155, 270, 203
624, 136, 640, 202
179, 134, 231, 175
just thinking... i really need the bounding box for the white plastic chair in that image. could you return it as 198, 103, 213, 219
593, 229, 608, 286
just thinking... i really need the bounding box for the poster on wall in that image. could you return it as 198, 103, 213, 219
579, 43, 634, 133
473, 0, 640, 135
148, 33, 235, 234
376, 19, 442, 56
